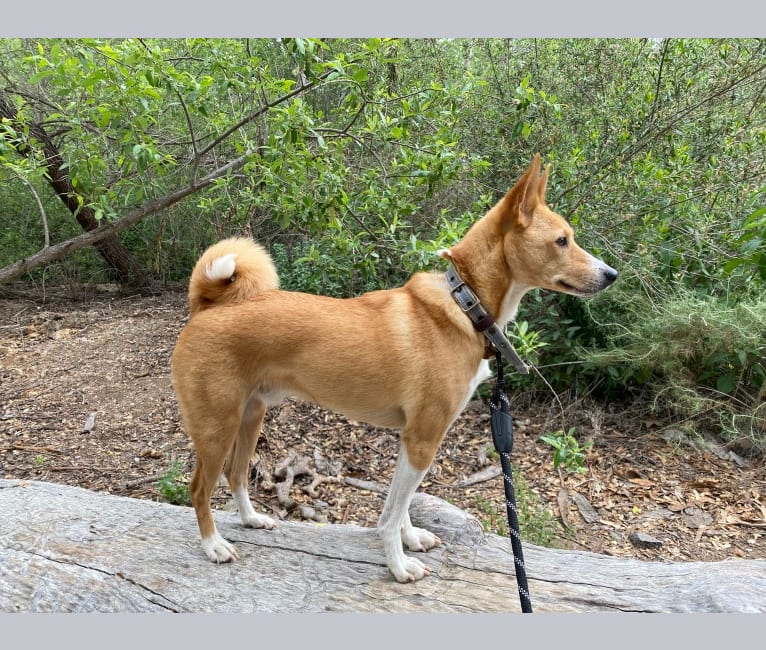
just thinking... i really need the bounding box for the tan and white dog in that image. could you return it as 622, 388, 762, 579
171, 155, 617, 582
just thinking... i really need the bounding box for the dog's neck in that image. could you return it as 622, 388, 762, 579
444, 262, 529, 374
444, 218, 530, 329
496, 281, 530, 327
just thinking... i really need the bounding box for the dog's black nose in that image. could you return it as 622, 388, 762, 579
602, 266, 618, 286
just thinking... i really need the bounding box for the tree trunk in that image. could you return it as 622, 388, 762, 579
0, 93, 151, 288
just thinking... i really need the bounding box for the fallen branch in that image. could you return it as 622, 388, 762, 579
343, 476, 387, 493
451, 466, 501, 488
0, 445, 62, 454
120, 473, 171, 490
0, 152, 254, 285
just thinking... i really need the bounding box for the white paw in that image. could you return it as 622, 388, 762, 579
389, 555, 431, 583
201, 533, 238, 563
401, 526, 441, 552
241, 512, 278, 530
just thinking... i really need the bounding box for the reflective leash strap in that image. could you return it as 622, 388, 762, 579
490, 348, 533, 613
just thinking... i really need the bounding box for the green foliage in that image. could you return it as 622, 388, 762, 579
508, 319, 549, 360
473, 469, 560, 547
158, 461, 190, 506
584, 289, 766, 451
0, 37, 482, 284
598, 292, 765, 398
540, 428, 593, 475
473, 494, 508, 536
724, 199, 766, 283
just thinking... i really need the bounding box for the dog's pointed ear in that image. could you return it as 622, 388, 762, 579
502, 154, 542, 230
537, 163, 551, 205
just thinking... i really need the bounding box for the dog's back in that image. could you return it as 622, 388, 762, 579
188, 237, 280, 316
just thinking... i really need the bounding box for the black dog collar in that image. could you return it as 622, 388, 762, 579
445, 264, 529, 374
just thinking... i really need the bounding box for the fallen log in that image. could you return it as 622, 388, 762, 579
1, 478, 764, 613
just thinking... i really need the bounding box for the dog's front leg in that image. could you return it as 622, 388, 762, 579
377, 442, 439, 582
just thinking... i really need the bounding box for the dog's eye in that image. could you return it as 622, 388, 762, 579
556, 236, 568, 248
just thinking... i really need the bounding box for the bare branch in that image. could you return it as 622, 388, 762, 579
176, 89, 200, 181
195, 70, 333, 162
0, 147, 258, 285
648, 38, 671, 126
558, 60, 766, 215
14, 173, 50, 248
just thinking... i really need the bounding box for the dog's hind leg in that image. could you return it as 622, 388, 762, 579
224, 396, 277, 531
377, 435, 442, 583
189, 414, 241, 563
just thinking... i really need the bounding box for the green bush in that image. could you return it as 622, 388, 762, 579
540, 427, 593, 475
158, 461, 191, 506
584, 289, 766, 452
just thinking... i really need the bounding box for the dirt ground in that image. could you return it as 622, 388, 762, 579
1, 283, 764, 563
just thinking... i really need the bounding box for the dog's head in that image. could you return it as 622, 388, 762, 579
496, 154, 617, 297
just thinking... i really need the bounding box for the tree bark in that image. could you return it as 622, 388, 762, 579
0, 93, 151, 288
1, 479, 764, 613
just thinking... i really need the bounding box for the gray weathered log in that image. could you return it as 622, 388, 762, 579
1, 479, 764, 613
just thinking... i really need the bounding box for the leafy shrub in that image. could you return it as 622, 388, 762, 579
583, 289, 766, 453
724, 201, 766, 283
473, 469, 560, 547
158, 461, 191, 506
540, 427, 593, 475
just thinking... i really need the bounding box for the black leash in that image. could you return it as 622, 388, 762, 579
489, 348, 533, 613
443, 262, 531, 610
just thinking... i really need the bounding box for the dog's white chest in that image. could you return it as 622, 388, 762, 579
461, 359, 491, 410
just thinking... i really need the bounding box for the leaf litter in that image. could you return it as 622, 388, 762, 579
1, 285, 763, 562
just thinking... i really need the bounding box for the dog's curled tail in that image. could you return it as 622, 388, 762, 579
188, 237, 279, 316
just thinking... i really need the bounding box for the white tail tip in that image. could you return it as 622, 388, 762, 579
205, 253, 237, 281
